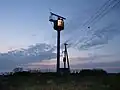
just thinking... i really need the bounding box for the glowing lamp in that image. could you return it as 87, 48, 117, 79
54, 18, 64, 31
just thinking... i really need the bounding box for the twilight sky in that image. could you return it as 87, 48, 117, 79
0, 0, 120, 73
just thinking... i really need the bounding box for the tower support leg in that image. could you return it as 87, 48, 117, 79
57, 30, 60, 73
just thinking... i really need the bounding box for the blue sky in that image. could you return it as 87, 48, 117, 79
0, 0, 107, 52
0, 0, 120, 72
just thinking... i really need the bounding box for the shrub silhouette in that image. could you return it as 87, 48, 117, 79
80, 69, 107, 76
13, 67, 23, 72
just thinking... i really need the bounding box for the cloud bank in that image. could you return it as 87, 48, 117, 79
0, 43, 56, 71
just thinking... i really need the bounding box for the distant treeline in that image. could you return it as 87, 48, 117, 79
1, 68, 119, 77
72, 69, 108, 76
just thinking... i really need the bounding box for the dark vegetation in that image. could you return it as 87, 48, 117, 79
0, 69, 120, 90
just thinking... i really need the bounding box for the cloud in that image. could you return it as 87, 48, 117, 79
69, 54, 117, 65
0, 43, 56, 71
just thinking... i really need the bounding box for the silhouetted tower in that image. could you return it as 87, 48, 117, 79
49, 12, 66, 73
62, 43, 70, 72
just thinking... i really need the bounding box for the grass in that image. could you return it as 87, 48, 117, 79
0, 71, 120, 90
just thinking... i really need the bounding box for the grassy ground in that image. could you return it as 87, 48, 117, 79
0, 72, 120, 90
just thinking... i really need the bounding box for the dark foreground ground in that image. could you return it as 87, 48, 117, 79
0, 72, 120, 90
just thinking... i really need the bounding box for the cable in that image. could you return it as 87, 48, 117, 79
75, 0, 117, 37
62, 0, 120, 49
64, 0, 113, 37
61, 0, 114, 45
86, 0, 120, 27
75, 0, 120, 48
77, 0, 120, 35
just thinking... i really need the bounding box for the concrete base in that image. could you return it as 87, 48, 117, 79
59, 68, 70, 74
